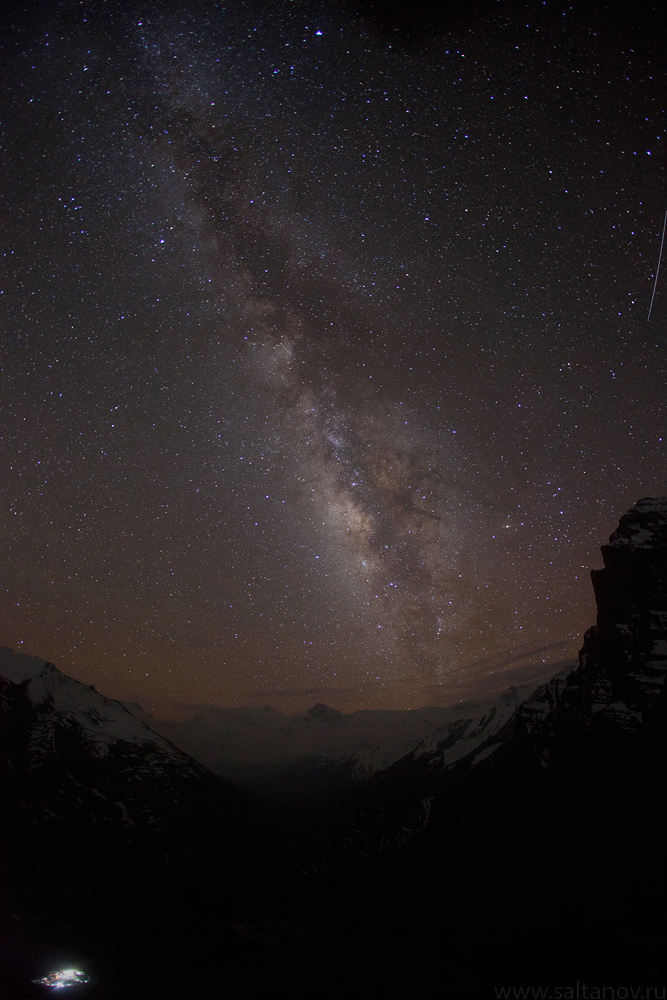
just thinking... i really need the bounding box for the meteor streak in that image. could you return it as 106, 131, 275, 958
648, 208, 667, 321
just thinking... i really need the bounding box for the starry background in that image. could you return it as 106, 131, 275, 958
1, 0, 666, 714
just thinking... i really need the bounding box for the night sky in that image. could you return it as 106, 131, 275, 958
2, 0, 666, 714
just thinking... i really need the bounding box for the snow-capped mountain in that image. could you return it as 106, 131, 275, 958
149, 687, 541, 804
0, 647, 245, 932
150, 701, 463, 787
1, 646, 205, 764
0, 645, 240, 809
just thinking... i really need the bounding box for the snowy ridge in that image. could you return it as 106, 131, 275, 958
408, 687, 530, 771
0, 646, 243, 888
0, 647, 181, 760
151, 693, 542, 796
515, 661, 581, 734
149, 683, 547, 804
152, 702, 466, 782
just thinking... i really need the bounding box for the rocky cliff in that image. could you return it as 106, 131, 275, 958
519, 496, 667, 759
590, 496, 667, 708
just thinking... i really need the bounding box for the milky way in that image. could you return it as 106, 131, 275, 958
2, 1, 666, 711
130, 19, 497, 687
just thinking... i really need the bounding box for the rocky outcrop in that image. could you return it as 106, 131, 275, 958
519, 497, 667, 761
590, 496, 667, 708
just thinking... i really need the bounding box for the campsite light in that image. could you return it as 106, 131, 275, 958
32, 968, 90, 989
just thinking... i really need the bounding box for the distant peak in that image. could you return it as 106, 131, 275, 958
307, 703, 343, 722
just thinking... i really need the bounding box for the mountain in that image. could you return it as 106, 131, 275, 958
0, 648, 255, 998
149, 686, 544, 804
0, 647, 243, 859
